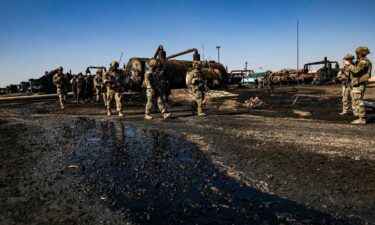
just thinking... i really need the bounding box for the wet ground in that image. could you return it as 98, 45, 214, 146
0, 84, 374, 225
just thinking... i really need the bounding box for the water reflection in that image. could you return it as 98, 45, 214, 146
66, 119, 347, 225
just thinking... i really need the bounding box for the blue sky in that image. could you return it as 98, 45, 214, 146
0, 0, 374, 87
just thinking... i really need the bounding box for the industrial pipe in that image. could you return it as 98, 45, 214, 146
230, 70, 254, 74
85, 66, 107, 75
166, 48, 200, 61
303, 57, 339, 70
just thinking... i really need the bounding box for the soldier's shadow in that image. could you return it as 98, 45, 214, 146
365, 108, 375, 124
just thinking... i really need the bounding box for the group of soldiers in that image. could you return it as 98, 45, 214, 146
53, 46, 372, 125
52, 58, 208, 119
52, 68, 97, 109
337, 46, 372, 125
70, 73, 94, 104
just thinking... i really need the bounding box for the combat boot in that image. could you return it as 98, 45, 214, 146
59, 97, 65, 109
107, 110, 112, 116
351, 118, 366, 125
163, 112, 172, 119
119, 112, 124, 117
197, 107, 206, 116
198, 112, 206, 116
339, 111, 348, 116
145, 114, 153, 120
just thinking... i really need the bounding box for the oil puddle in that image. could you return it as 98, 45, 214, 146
65, 118, 347, 225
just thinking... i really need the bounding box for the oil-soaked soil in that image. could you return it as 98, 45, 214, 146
0, 85, 374, 225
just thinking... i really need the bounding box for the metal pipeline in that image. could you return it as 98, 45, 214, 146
303, 57, 339, 71
230, 70, 254, 74
166, 48, 200, 61
85, 66, 107, 75
303, 57, 341, 84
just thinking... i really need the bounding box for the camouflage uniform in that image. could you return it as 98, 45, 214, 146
94, 69, 107, 104
144, 59, 171, 120
76, 73, 85, 104
264, 72, 275, 95
103, 61, 125, 116
346, 46, 372, 124
186, 61, 208, 116
70, 75, 78, 102
337, 54, 354, 115
52, 67, 68, 109
84, 76, 94, 102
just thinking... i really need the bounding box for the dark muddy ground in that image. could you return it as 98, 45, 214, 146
0, 84, 374, 225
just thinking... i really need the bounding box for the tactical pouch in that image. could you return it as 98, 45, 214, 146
351, 77, 359, 86
359, 74, 369, 84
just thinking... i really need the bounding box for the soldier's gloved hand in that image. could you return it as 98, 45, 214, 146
343, 60, 351, 66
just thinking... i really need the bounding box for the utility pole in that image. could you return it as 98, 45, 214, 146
297, 20, 299, 74
245, 61, 248, 70
202, 43, 205, 61
216, 46, 221, 63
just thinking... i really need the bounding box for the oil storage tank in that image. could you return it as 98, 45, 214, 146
124, 58, 228, 91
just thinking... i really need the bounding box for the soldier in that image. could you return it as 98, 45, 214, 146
52, 67, 68, 109
84, 75, 94, 103
156, 61, 170, 105
103, 61, 125, 116
263, 71, 275, 95
337, 54, 355, 115
94, 68, 107, 104
186, 61, 208, 116
70, 75, 78, 102
144, 59, 171, 120
344, 46, 372, 125
76, 73, 85, 104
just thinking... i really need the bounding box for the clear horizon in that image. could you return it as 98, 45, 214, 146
0, 0, 374, 87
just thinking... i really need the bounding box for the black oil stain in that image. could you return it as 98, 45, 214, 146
66, 119, 348, 225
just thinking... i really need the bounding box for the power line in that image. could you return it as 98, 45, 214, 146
297, 20, 299, 73
202, 43, 205, 61
216, 46, 221, 63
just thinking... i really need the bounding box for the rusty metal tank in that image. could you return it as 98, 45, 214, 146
202, 61, 228, 88
35, 69, 72, 94
123, 58, 148, 91
124, 58, 228, 91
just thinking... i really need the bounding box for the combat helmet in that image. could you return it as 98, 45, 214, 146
192, 60, 201, 67
110, 61, 119, 68
149, 58, 158, 68
343, 54, 355, 60
355, 46, 370, 56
